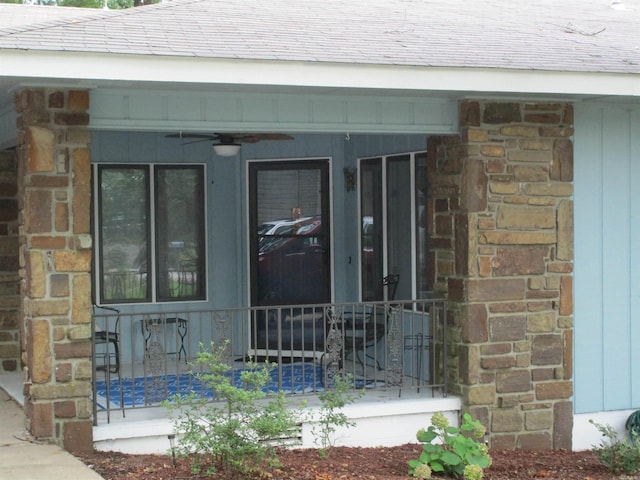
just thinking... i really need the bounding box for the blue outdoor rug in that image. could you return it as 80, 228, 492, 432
95, 362, 325, 409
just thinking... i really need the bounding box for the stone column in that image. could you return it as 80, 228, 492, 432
15, 88, 93, 453
428, 101, 574, 450
0, 150, 20, 372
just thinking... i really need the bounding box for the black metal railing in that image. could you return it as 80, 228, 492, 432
92, 297, 447, 424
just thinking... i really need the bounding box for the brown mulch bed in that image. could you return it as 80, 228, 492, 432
79, 444, 634, 480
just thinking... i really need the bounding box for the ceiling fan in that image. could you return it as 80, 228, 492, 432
166, 132, 294, 156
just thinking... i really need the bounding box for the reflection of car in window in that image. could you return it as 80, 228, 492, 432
257, 217, 323, 304
361, 216, 373, 243
258, 217, 314, 252
254, 216, 325, 352
361, 214, 375, 273
361, 215, 374, 251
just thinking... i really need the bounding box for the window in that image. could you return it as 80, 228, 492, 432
95, 164, 206, 304
359, 151, 428, 301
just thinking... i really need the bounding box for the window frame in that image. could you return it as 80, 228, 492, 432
93, 163, 208, 305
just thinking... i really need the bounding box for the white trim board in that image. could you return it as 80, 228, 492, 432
2, 50, 640, 101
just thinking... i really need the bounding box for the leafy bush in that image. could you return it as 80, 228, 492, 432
408, 412, 491, 479
590, 419, 640, 475
165, 342, 305, 478
312, 372, 363, 458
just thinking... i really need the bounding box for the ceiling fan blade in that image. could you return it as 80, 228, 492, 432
182, 138, 214, 145
166, 132, 294, 144
233, 133, 294, 143
165, 133, 219, 140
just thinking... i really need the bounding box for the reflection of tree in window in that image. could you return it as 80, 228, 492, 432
156, 168, 204, 300
100, 167, 149, 302
97, 165, 205, 304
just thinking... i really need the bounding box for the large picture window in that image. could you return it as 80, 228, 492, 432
95, 164, 206, 304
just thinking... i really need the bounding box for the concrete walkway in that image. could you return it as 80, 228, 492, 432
0, 388, 104, 480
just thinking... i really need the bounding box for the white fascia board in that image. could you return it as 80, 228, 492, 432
1, 49, 640, 99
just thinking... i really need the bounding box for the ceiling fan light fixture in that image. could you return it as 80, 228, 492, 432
213, 143, 241, 157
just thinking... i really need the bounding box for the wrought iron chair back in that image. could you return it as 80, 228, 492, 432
93, 304, 125, 420
383, 273, 400, 302
343, 274, 400, 369
93, 305, 121, 373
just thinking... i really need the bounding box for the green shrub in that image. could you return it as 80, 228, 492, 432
312, 372, 363, 458
165, 342, 305, 478
590, 419, 640, 475
408, 412, 491, 479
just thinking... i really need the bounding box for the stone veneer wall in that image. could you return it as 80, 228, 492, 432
15, 88, 93, 453
0, 149, 20, 373
428, 101, 574, 449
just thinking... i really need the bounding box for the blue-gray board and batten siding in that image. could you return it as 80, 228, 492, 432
574, 103, 640, 415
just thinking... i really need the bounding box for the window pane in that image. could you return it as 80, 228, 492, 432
415, 152, 429, 298
360, 158, 383, 301
99, 167, 149, 302
155, 166, 206, 301
252, 164, 329, 306
386, 154, 412, 300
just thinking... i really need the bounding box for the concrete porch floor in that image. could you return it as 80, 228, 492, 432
0, 371, 23, 405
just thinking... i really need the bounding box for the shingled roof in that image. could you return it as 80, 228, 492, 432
0, 3, 116, 30
1, 0, 639, 74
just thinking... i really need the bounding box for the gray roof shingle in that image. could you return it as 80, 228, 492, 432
0, 3, 119, 32
0, 0, 639, 74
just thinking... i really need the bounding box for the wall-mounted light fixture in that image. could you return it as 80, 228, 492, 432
213, 143, 241, 157
343, 167, 357, 192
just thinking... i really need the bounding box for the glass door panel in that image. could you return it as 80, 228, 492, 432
249, 160, 331, 306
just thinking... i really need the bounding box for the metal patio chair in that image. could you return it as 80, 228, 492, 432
343, 274, 400, 370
